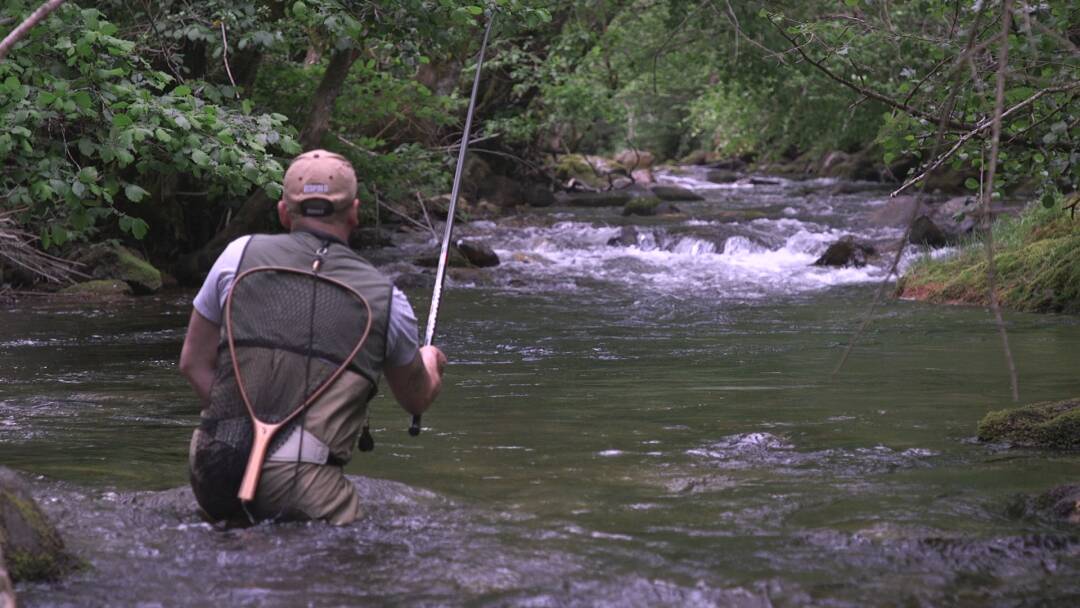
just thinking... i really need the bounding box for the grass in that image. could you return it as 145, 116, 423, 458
898, 200, 1080, 314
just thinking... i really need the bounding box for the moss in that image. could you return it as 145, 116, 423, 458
623, 197, 661, 216
59, 279, 132, 296
111, 245, 162, 293
899, 205, 1080, 313
977, 398, 1080, 450
553, 154, 611, 189
0, 489, 69, 581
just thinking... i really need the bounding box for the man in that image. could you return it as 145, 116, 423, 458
179, 149, 446, 525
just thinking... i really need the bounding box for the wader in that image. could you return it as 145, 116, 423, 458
189, 230, 393, 525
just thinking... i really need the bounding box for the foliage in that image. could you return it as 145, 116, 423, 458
0, 2, 299, 248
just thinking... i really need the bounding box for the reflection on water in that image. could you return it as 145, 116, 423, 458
3, 175, 1080, 605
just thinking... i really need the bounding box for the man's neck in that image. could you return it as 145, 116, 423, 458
292, 219, 350, 245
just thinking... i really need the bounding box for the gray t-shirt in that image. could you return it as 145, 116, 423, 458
192, 235, 420, 368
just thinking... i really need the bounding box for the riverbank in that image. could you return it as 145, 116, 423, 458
897, 200, 1080, 314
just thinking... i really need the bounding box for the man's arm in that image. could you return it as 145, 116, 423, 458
179, 309, 220, 405
384, 345, 446, 416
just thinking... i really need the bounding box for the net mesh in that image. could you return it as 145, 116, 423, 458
228, 268, 371, 424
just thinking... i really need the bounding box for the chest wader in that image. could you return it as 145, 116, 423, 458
189, 231, 392, 523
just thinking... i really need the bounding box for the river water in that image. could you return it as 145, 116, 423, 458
2, 170, 1079, 606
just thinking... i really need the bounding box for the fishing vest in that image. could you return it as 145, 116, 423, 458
190, 229, 393, 518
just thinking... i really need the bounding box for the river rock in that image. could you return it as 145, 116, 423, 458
1036, 484, 1080, 524
623, 197, 679, 217
748, 177, 781, 186
869, 195, 923, 227
613, 149, 655, 169
909, 215, 950, 247
977, 398, 1080, 450
631, 169, 655, 185
477, 175, 524, 208
650, 185, 703, 201
556, 191, 634, 208
705, 169, 739, 184
413, 246, 472, 269
813, 236, 876, 268
349, 228, 393, 249
607, 226, 641, 247
0, 544, 12, 608
523, 185, 555, 208
454, 240, 499, 267
59, 279, 133, 296
393, 271, 434, 290
77, 243, 162, 294
0, 467, 73, 582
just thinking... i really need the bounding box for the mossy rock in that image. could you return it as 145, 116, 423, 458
553, 154, 611, 190
623, 197, 661, 217
977, 398, 1080, 450
79, 243, 162, 294
59, 279, 133, 296
650, 185, 703, 202
0, 467, 74, 582
413, 246, 472, 269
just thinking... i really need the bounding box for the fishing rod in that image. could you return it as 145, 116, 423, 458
409, 14, 494, 437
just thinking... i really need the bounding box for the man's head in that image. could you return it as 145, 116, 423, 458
277, 149, 360, 234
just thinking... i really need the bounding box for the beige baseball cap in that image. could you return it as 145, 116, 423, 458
282, 149, 357, 217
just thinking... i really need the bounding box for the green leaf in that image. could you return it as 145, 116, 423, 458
129, 218, 148, 239
466, 5, 484, 15
73, 91, 93, 109
293, 1, 309, 17
78, 166, 99, 184
191, 149, 211, 167
113, 113, 133, 129
124, 183, 149, 203
173, 85, 192, 96
1041, 193, 1056, 209
964, 177, 980, 191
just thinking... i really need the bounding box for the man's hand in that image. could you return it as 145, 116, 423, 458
385, 345, 447, 416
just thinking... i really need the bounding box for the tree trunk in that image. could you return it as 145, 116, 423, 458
174, 48, 360, 284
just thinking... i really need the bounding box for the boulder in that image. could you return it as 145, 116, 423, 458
477, 175, 524, 208
393, 272, 434, 291
977, 398, 1080, 450
748, 177, 781, 186
523, 185, 555, 208
607, 226, 641, 247
909, 215, 950, 247
813, 236, 877, 268
631, 168, 655, 185
613, 149, 655, 169
624, 197, 679, 217
460, 155, 494, 201
77, 243, 162, 294
59, 279, 133, 296
705, 158, 748, 172
0, 467, 74, 582
553, 154, 608, 190
869, 195, 923, 227
556, 191, 634, 208
454, 240, 499, 268
413, 246, 472, 269
705, 169, 739, 184
650, 186, 704, 201
1035, 484, 1080, 524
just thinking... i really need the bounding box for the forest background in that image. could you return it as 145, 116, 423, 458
0, 0, 1076, 290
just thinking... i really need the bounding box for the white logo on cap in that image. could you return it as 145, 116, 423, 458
303, 184, 330, 193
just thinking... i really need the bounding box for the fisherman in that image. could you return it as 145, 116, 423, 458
179, 149, 446, 525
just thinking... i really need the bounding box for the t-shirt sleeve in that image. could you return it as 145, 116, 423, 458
384, 287, 421, 368
191, 236, 251, 325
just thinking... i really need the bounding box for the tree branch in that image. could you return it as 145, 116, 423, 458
0, 0, 66, 62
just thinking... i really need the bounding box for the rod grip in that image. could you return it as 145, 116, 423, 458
409, 414, 422, 436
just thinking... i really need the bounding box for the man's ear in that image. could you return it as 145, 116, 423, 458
347, 198, 360, 228
277, 200, 292, 229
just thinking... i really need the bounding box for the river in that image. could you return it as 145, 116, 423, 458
2, 170, 1078, 606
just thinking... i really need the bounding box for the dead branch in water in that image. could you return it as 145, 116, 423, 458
0, 210, 86, 284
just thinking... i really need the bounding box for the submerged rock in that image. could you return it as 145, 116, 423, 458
454, 240, 500, 267
813, 236, 877, 268
622, 197, 679, 217
650, 185, 703, 201
59, 279, 133, 296
413, 247, 472, 269
0, 467, 74, 582
556, 191, 634, 208
977, 398, 1080, 450
607, 226, 641, 247
705, 169, 739, 184
77, 244, 162, 294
